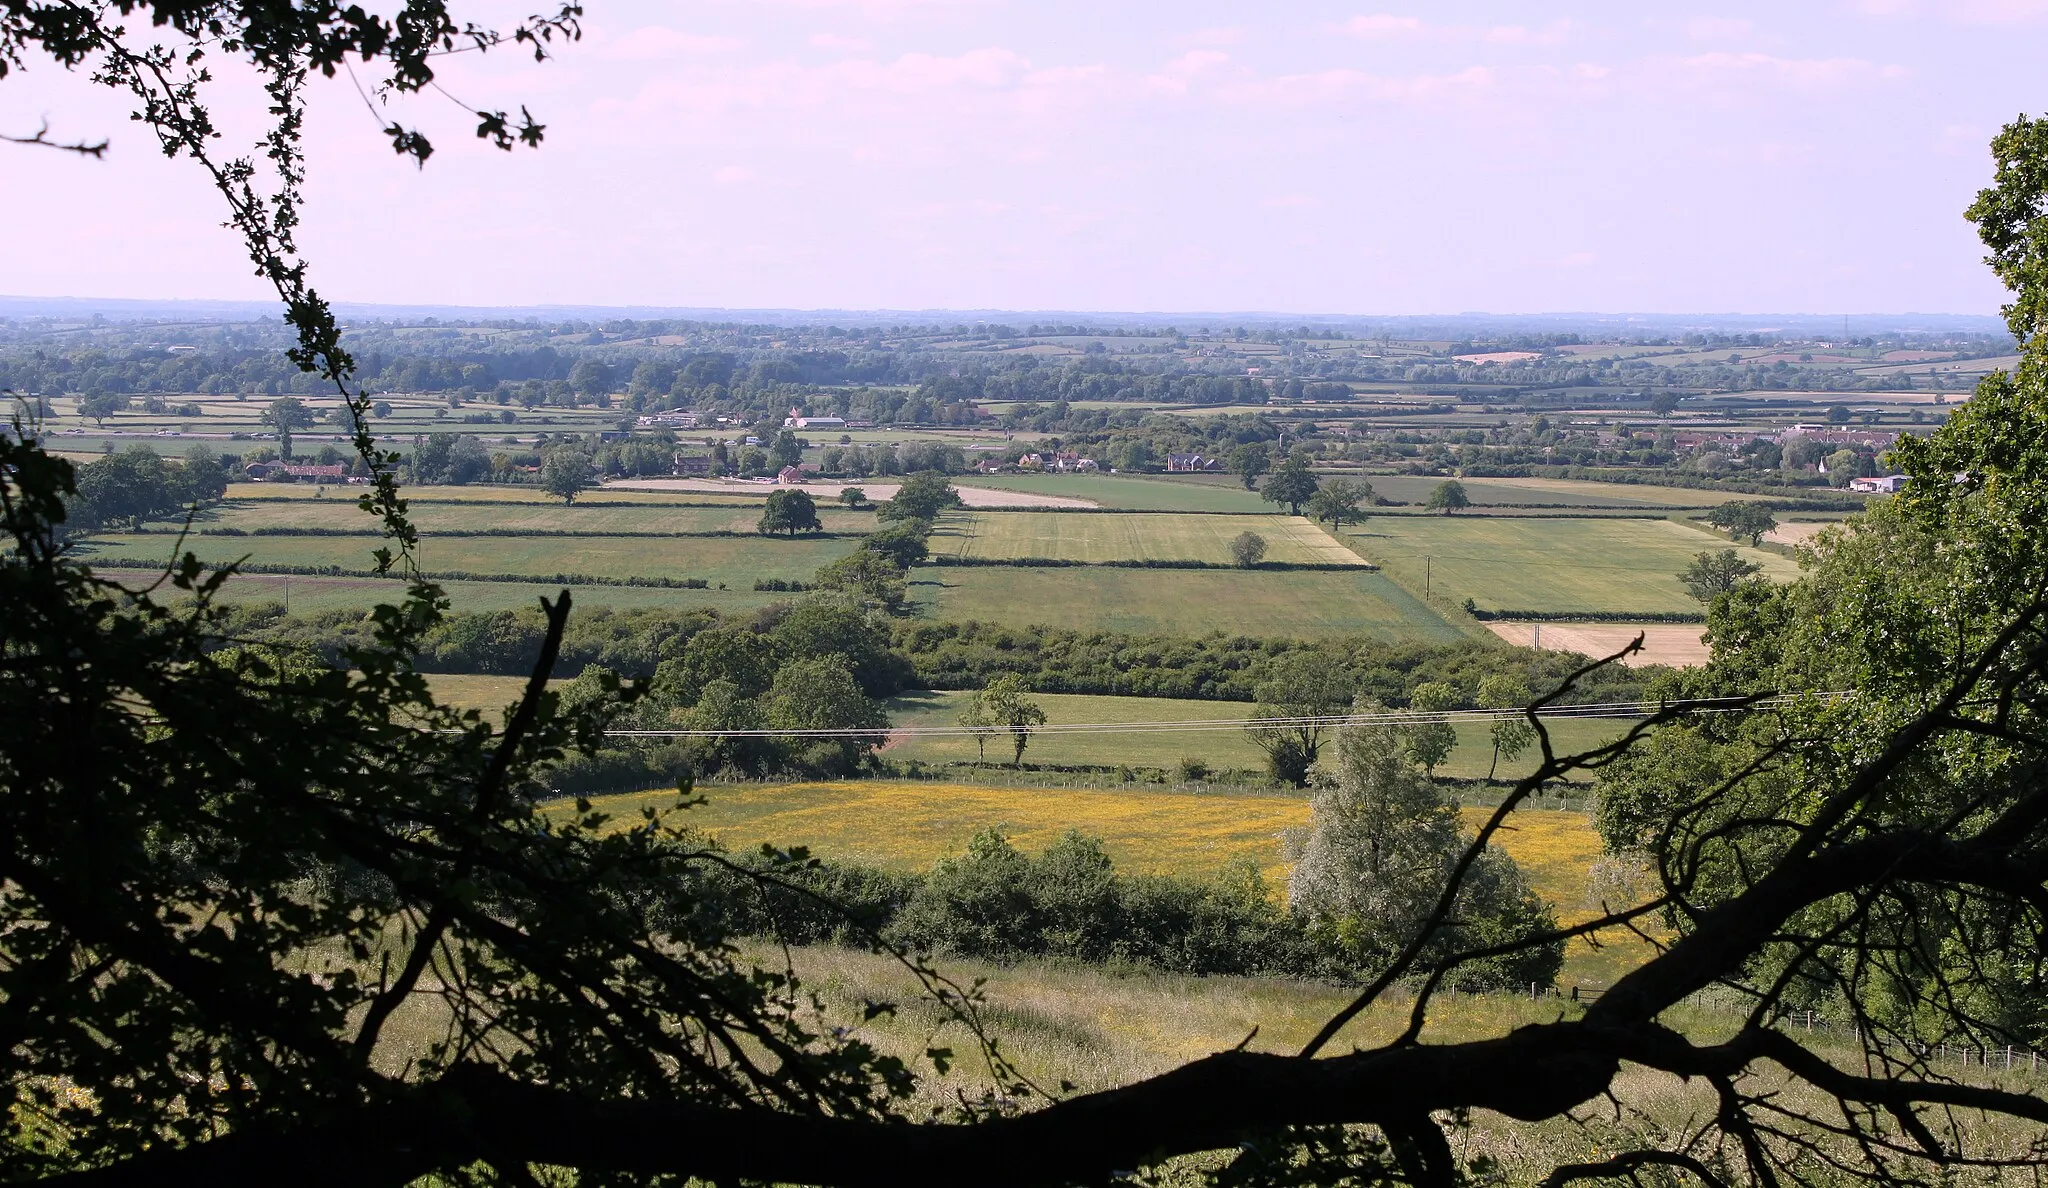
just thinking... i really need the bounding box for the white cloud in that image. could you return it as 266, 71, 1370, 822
1340, 14, 1425, 38
1184, 26, 1245, 47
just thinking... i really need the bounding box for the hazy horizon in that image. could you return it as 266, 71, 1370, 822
7, 1, 2045, 315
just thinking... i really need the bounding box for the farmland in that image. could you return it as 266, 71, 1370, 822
190, 497, 875, 536
1363, 474, 1725, 509
1342, 515, 1802, 617
916, 565, 1464, 640
880, 689, 1624, 781
953, 473, 1270, 512
83, 528, 856, 585
928, 511, 1363, 566
180, 572, 791, 615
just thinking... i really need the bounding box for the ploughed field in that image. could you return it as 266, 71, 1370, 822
927, 511, 1365, 566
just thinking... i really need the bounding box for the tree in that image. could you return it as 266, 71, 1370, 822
863, 521, 932, 568
839, 486, 868, 508
1230, 531, 1267, 568
764, 655, 890, 775
1259, 454, 1319, 516
1678, 548, 1762, 602
1305, 477, 1371, 528
1245, 651, 1353, 786
371, 400, 392, 418
1704, 499, 1778, 546
568, 358, 614, 402
540, 448, 593, 504
1228, 442, 1270, 490
77, 392, 129, 426
1289, 715, 1560, 989
25, 1, 2048, 1179
982, 673, 1047, 766
1400, 680, 1458, 775
1475, 674, 1533, 782
758, 489, 822, 536
261, 397, 313, 461
1425, 479, 1470, 514
957, 689, 997, 763
879, 472, 962, 522
771, 430, 804, 470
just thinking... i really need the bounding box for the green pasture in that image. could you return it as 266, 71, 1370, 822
1361, 475, 1722, 509
915, 566, 1461, 641
929, 512, 1361, 566
82, 529, 856, 585
1342, 516, 1802, 616
129, 571, 793, 616
192, 499, 873, 536
953, 473, 1268, 512
881, 690, 1623, 782
222, 483, 764, 506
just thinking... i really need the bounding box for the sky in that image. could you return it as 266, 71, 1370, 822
5, 0, 2047, 316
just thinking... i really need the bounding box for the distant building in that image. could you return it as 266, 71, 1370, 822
245, 461, 347, 482
1166, 453, 1220, 472
776, 465, 808, 484
783, 405, 847, 431
1018, 452, 1045, 470
974, 457, 1005, 474
1849, 474, 1909, 494
673, 453, 714, 476
639, 410, 699, 429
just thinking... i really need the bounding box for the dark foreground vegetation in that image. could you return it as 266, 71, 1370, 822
12, 0, 2048, 1180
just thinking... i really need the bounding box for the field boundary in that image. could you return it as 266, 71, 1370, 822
84, 556, 721, 589
924, 556, 1376, 573
121, 525, 860, 541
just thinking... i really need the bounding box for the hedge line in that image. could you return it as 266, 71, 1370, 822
1465, 607, 1706, 624
122, 526, 845, 540
922, 556, 1377, 572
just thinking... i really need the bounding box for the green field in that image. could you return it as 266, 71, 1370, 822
917, 566, 1462, 640
954, 473, 1269, 512
1342, 516, 1802, 616
222, 483, 764, 506
1363, 475, 1723, 509
119, 571, 800, 616
882, 690, 1624, 781
928, 512, 1362, 566
84, 530, 855, 585
193, 498, 873, 535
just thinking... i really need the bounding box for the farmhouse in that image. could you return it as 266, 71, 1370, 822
776, 465, 808, 484
245, 462, 347, 482
1848, 474, 1909, 494
1167, 453, 1221, 472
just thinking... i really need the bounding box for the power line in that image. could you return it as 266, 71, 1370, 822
599, 692, 1849, 739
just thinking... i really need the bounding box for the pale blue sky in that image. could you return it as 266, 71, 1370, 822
6, 1, 2046, 314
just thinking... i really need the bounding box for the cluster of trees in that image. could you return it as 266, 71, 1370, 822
61, 443, 228, 531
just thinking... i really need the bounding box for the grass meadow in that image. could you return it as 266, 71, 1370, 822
1343, 516, 1802, 616
132, 571, 799, 615
915, 566, 1462, 640
929, 511, 1363, 566
194, 498, 874, 535
954, 473, 1270, 512
1364, 475, 1724, 509
221, 482, 765, 506
881, 689, 1626, 782
83, 530, 857, 585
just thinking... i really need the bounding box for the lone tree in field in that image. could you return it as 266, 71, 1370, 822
540, 447, 593, 504
758, 488, 822, 536
261, 397, 313, 461
1425, 479, 1470, 514
77, 392, 130, 427
1306, 477, 1372, 527
879, 471, 962, 522
1705, 499, 1778, 546
957, 689, 997, 763
1259, 454, 1319, 516
982, 673, 1047, 766
1230, 530, 1268, 568
26, 1, 2048, 1179
1245, 650, 1353, 786
838, 486, 868, 508
1679, 548, 1762, 602
1476, 673, 1534, 781
1399, 680, 1459, 775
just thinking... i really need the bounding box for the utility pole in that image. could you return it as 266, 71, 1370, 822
283, 575, 289, 615
1425, 555, 1432, 602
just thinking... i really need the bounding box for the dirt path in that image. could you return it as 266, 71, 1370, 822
605, 478, 1098, 509
1484, 622, 1711, 668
